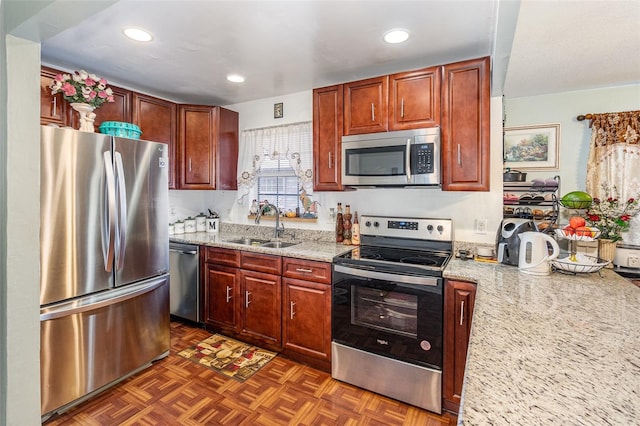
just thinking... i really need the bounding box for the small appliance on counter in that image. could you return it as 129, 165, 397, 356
496, 218, 538, 266
517, 231, 560, 275
613, 244, 640, 283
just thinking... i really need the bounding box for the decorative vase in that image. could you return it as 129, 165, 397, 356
70, 102, 96, 132
597, 238, 617, 268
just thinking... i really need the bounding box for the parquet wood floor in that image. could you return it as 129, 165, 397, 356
45, 321, 456, 425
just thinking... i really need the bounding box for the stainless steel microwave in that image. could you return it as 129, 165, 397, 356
341, 127, 440, 187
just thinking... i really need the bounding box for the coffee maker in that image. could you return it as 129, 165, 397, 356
496, 218, 538, 266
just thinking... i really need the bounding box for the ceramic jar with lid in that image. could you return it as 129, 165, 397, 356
195, 212, 207, 232
174, 220, 185, 234
184, 217, 196, 233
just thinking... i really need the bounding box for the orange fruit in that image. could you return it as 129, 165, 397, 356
569, 216, 586, 228
575, 226, 593, 237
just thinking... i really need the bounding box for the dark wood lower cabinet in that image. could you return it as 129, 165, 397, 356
202, 247, 332, 370
443, 279, 477, 413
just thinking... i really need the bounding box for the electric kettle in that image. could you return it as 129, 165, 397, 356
496, 218, 538, 266
517, 231, 560, 275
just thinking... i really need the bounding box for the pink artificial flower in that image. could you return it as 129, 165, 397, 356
61, 82, 76, 96
99, 78, 107, 85
88, 91, 97, 100
54, 74, 65, 82
107, 95, 115, 103
98, 90, 108, 99
84, 77, 97, 87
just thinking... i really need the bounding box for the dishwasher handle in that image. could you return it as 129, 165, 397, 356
170, 248, 198, 255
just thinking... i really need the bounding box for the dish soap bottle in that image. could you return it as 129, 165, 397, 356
351, 211, 360, 245
336, 203, 344, 242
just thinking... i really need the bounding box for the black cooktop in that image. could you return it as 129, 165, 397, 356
335, 245, 451, 276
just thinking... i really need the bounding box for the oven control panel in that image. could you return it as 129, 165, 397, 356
360, 215, 453, 242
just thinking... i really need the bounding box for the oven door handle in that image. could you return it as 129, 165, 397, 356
334, 264, 440, 287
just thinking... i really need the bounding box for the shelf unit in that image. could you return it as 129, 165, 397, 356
503, 176, 560, 232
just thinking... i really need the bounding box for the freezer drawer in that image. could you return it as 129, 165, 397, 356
40, 276, 170, 419
169, 242, 200, 322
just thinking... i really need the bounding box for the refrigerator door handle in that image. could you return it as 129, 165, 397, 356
102, 151, 117, 272
40, 277, 166, 321
114, 151, 128, 270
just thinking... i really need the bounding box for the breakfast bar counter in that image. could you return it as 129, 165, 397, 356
444, 259, 640, 425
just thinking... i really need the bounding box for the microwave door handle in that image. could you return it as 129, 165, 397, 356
406, 139, 411, 182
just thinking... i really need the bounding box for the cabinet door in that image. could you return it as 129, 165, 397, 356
203, 264, 240, 331
343, 76, 388, 135
40, 66, 68, 126
389, 67, 441, 130
132, 93, 177, 189
240, 270, 282, 348
94, 86, 132, 129
443, 279, 476, 413
216, 107, 239, 190
313, 85, 344, 191
282, 278, 331, 367
178, 105, 216, 189
441, 56, 490, 191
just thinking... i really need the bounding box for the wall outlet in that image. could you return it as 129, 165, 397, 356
629, 255, 639, 268
475, 218, 488, 234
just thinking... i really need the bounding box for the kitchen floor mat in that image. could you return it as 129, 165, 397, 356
177, 334, 277, 382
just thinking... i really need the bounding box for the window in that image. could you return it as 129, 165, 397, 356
237, 121, 314, 217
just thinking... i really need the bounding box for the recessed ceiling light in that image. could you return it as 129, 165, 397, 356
227, 74, 246, 83
123, 28, 153, 42
384, 29, 409, 44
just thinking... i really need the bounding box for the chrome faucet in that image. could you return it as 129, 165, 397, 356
255, 202, 284, 239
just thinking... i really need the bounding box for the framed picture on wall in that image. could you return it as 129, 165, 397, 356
503, 123, 560, 170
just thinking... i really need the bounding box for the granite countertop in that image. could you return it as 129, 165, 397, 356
445, 258, 640, 425
170, 231, 352, 262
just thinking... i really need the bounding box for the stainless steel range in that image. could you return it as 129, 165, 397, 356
332, 215, 453, 414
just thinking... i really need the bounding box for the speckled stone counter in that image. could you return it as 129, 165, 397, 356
170, 230, 352, 262
445, 259, 640, 425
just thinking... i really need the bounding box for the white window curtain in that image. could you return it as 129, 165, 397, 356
585, 110, 640, 245
237, 121, 313, 203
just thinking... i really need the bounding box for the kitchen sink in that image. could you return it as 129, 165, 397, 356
226, 237, 270, 246
260, 241, 298, 249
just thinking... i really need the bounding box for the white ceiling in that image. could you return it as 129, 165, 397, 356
7, 0, 640, 105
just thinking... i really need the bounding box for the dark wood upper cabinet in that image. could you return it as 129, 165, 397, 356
441, 56, 490, 191
132, 93, 177, 189
40, 66, 68, 126
389, 67, 441, 130
177, 105, 238, 190
313, 85, 344, 191
343, 76, 389, 135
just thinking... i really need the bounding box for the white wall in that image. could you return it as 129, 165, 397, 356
2, 34, 42, 425
169, 92, 505, 243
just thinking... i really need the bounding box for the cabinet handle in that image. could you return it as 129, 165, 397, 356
290, 301, 296, 320
189, 158, 192, 172
226, 286, 232, 303
457, 144, 461, 166
245, 290, 251, 308
371, 103, 375, 121
401, 98, 404, 118
459, 300, 465, 326
328, 151, 332, 169
52, 97, 57, 116
295, 268, 313, 273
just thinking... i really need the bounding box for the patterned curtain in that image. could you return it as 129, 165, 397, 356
236, 121, 313, 203
585, 110, 640, 245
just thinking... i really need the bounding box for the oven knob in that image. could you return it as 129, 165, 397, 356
365, 221, 371, 227
427, 224, 434, 232
373, 221, 379, 227
437, 225, 444, 233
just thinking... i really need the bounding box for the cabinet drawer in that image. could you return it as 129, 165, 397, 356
282, 258, 331, 284
241, 252, 282, 275
205, 247, 240, 268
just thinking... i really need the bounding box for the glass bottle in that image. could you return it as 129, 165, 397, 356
351, 211, 360, 245
336, 203, 344, 242
342, 204, 352, 245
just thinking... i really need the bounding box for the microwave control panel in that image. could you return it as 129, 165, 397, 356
411, 143, 434, 174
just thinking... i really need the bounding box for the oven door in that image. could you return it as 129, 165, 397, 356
332, 264, 443, 370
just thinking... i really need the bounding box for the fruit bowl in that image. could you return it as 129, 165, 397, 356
551, 254, 610, 274
560, 199, 592, 209
554, 228, 600, 241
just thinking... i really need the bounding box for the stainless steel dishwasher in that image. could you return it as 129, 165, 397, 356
169, 242, 200, 322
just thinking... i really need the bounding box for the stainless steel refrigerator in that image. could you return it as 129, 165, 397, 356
40, 126, 170, 420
